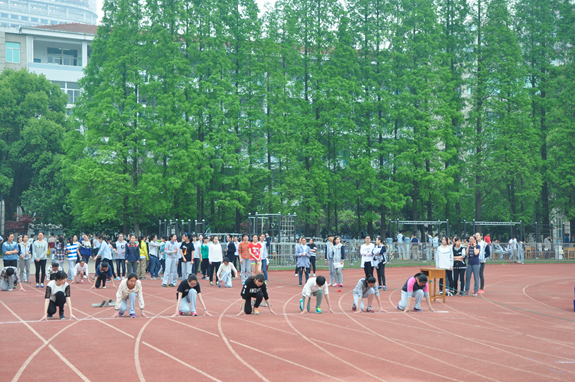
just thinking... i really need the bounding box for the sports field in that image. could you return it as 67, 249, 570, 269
1, 263, 574, 382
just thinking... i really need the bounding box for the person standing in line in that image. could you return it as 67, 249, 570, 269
47, 233, 56, 261
360, 236, 375, 278
308, 238, 317, 277
137, 236, 148, 280
40, 271, 76, 320
111, 273, 147, 318
97, 236, 116, 280
404, 234, 411, 260
432, 234, 439, 261
200, 236, 210, 280
33, 232, 48, 288
79, 234, 93, 265
226, 235, 237, 279
114, 234, 127, 280
508, 237, 516, 263
372, 236, 387, 290
179, 233, 194, 280
397, 273, 434, 312
1, 266, 26, 291
299, 275, 334, 314
162, 234, 179, 287
238, 274, 276, 315
332, 236, 345, 287
92, 234, 101, 265
411, 234, 420, 261
249, 235, 262, 276
476, 232, 490, 294
484, 233, 491, 245
148, 235, 162, 280
435, 236, 454, 296
325, 234, 335, 285
208, 236, 223, 286
259, 234, 269, 282
192, 234, 202, 276
2, 233, 19, 268
464, 236, 481, 297
125, 235, 140, 275
517, 239, 525, 264
238, 234, 251, 284
452, 237, 467, 296
173, 274, 212, 316
396, 232, 405, 260
296, 237, 311, 286
217, 257, 237, 288
294, 237, 302, 277
233, 236, 240, 278
426, 233, 433, 261
18, 234, 33, 284
352, 276, 385, 313
65, 237, 79, 281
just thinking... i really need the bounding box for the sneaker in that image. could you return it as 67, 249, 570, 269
47, 314, 53, 319
352, 304, 357, 312
210, 281, 213, 286
83, 275, 88, 279
130, 314, 136, 318
378, 286, 383, 290
114, 277, 121, 281
260, 301, 268, 307
299, 299, 304, 311
102, 286, 106, 289
36, 284, 39, 288
81, 280, 84, 284
315, 307, 322, 314
298, 283, 302, 286
169, 284, 176, 287
217, 282, 221, 288
60, 313, 66, 320
253, 308, 259, 315
446, 290, 453, 296
366, 306, 374, 313
438, 291, 443, 295
397, 305, 402, 311
478, 289, 484, 294
294, 274, 298, 277
40, 283, 44, 288
313, 273, 316, 276
191, 312, 198, 316
473, 293, 478, 297
242, 281, 245, 285
118, 311, 124, 317
161, 284, 167, 288
413, 308, 422, 312
8, 289, 12, 292
383, 286, 386, 291
178, 311, 183, 316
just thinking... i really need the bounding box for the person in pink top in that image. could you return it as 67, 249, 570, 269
397, 273, 434, 312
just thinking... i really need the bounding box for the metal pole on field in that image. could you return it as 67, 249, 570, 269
510, 220, 513, 238
194, 220, 198, 235
188, 219, 191, 235
520, 220, 523, 242
278, 212, 281, 243
473, 219, 476, 235
463, 220, 466, 238
202, 219, 205, 235
255, 212, 259, 236
158, 220, 161, 238
396, 218, 399, 235
248, 213, 251, 237
389, 219, 392, 240
293, 213, 297, 242
163, 219, 166, 236
169, 220, 172, 236
446, 219, 450, 238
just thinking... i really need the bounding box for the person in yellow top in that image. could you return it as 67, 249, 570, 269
138, 236, 149, 280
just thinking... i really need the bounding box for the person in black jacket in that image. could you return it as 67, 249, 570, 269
226, 235, 237, 278
238, 274, 276, 315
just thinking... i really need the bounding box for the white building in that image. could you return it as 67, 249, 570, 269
0, 0, 97, 27
0, 23, 96, 109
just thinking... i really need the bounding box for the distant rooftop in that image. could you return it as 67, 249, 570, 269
31, 23, 97, 34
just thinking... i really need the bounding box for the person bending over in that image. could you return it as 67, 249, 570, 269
352, 276, 385, 313
91, 261, 115, 289
173, 274, 211, 317
72, 260, 90, 284
111, 273, 147, 318
40, 271, 76, 320
299, 275, 334, 314
397, 273, 434, 313
217, 258, 237, 288
1, 266, 25, 292
238, 274, 276, 315
46, 261, 63, 281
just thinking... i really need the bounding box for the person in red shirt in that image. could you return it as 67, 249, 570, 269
484, 234, 491, 245
248, 235, 262, 276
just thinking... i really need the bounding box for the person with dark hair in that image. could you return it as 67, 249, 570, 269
1, 266, 25, 291
53, 236, 67, 272
332, 236, 345, 287
226, 235, 237, 278
308, 238, 317, 277
452, 237, 467, 296
217, 257, 237, 288
148, 234, 162, 279
373, 237, 387, 290
40, 271, 76, 320
73, 259, 90, 284
238, 234, 251, 283
79, 234, 93, 264
173, 274, 211, 316
259, 234, 269, 282
476, 232, 490, 294
299, 275, 334, 314
47, 262, 63, 281
162, 234, 179, 287
111, 273, 146, 318
33, 232, 48, 288
91, 262, 115, 289
464, 235, 481, 297
125, 235, 140, 275
435, 236, 454, 296
180, 233, 194, 280
18, 234, 33, 284
398, 273, 434, 312
352, 276, 385, 313
137, 235, 149, 280
239, 274, 275, 315
360, 236, 375, 278
200, 236, 210, 280
208, 236, 223, 286
114, 234, 127, 279
192, 234, 202, 276
66, 236, 79, 280
296, 237, 311, 286
249, 234, 262, 276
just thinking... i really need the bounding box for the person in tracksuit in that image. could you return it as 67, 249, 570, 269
162, 234, 179, 287
332, 236, 345, 287
324, 234, 335, 285
125, 235, 140, 275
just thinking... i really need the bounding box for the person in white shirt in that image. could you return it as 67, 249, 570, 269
217, 257, 238, 288
208, 236, 223, 286
508, 238, 516, 262
259, 234, 269, 282
73, 260, 91, 284
40, 271, 76, 320
396, 232, 405, 259
426, 233, 433, 261
299, 276, 334, 314
435, 236, 454, 296
111, 273, 147, 318
360, 236, 375, 279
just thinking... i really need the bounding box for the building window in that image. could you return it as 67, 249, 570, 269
6, 42, 20, 63
47, 47, 79, 66
53, 81, 80, 105
41, 19, 48, 24
31, 17, 38, 22
50, 20, 57, 24
34, 58, 41, 63
21, 16, 28, 21
11, 14, 19, 19
1, 13, 9, 18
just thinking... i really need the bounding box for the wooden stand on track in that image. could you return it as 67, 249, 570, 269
419, 268, 446, 303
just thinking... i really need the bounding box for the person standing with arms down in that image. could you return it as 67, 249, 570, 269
18, 235, 33, 284
208, 236, 223, 286
452, 237, 467, 296
33, 232, 48, 288
66, 237, 79, 280
179, 233, 194, 280
125, 235, 140, 275
464, 236, 481, 297
226, 235, 237, 278
259, 234, 269, 282
325, 234, 335, 285
114, 234, 128, 279
331, 236, 345, 287
238, 234, 251, 284
308, 238, 317, 277
162, 234, 179, 287
372, 237, 387, 290
248, 235, 262, 276
435, 236, 454, 296
296, 237, 311, 286
360, 236, 375, 278
148, 235, 162, 280
52, 237, 67, 273
476, 233, 490, 294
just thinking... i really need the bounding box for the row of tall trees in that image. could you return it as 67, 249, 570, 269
3, 0, 574, 237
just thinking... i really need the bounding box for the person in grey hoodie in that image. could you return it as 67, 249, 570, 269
18, 234, 33, 283
324, 234, 335, 285
33, 232, 49, 288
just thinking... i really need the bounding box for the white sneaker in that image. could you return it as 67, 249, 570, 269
294, 274, 298, 277
313, 273, 316, 276
83, 275, 88, 279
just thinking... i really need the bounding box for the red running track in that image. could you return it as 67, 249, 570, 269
1, 263, 574, 382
